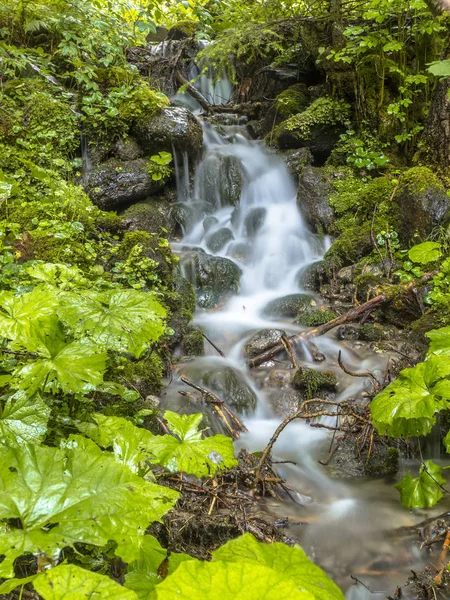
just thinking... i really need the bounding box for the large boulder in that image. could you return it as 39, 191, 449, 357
244, 329, 286, 359
122, 198, 173, 235
181, 251, 242, 309
391, 167, 450, 243
196, 154, 243, 208
83, 159, 164, 210
201, 366, 257, 413
297, 166, 334, 234
264, 293, 315, 318
133, 107, 203, 157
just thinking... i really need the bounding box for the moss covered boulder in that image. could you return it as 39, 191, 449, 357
296, 307, 337, 327
181, 328, 205, 356
264, 293, 315, 318
297, 257, 340, 292
112, 353, 164, 397
244, 329, 286, 359
133, 107, 203, 157
291, 366, 337, 399
84, 159, 165, 210
297, 166, 334, 234
281, 148, 313, 181
391, 167, 450, 243
323, 222, 373, 267
181, 251, 242, 309
121, 198, 173, 236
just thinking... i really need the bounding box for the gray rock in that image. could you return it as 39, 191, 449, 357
227, 242, 252, 262
297, 258, 338, 292
203, 216, 219, 232
277, 123, 345, 164
206, 227, 234, 253
297, 166, 334, 234
281, 148, 313, 181
113, 136, 143, 161
244, 329, 286, 359
146, 26, 168, 42
245, 207, 266, 237
196, 154, 243, 209
122, 199, 172, 235
181, 251, 242, 309
201, 366, 257, 413
264, 293, 314, 318
83, 159, 164, 210
273, 390, 304, 417
133, 107, 203, 157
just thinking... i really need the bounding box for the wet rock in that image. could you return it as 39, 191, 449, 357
273, 390, 304, 417
244, 329, 286, 359
196, 154, 243, 209
328, 436, 400, 479
203, 216, 219, 232
276, 122, 345, 164
113, 136, 143, 161
201, 366, 257, 413
122, 198, 172, 235
264, 293, 315, 319
244, 207, 266, 237
181, 251, 242, 309
84, 159, 164, 210
206, 227, 234, 253
297, 166, 334, 234
297, 258, 339, 292
391, 167, 450, 243
336, 325, 360, 341
227, 242, 252, 262
181, 328, 204, 357
172, 200, 211, 233
281, 148, 313, 181
265, 369, 291, 389
381, 285, 424, 327
133, 107, 203, 156
336, 265, 355, 284
291, 366, 337, 399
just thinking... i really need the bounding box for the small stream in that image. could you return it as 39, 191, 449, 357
162, 68, 450, 598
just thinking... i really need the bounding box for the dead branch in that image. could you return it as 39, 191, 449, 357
248, 294, 386, 368
338, 350, 380, 387
201, 332, 226, 358
175, 70, 212, 112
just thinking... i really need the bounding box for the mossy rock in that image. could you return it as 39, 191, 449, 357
244, 329, 285, 359
297, 166, 334, 234
111, 353, 164, 397
167, 20, 198, 40
380, 284, 424, 328
264, 293, 315, 319
296, 308, 337, 327
181, 328, 205, 357
297, 256, 340, 292
291, 366, 337, 399
201, 366, 257, 413
121, 199, 173, 236
275, 83, 310, 117
391, 167, 450, 243
324, 221, 373, 267
118, 230, 176, 284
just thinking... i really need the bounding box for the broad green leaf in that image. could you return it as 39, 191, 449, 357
426, 327, 450, 355
408, 242, 442, 265
77, 414, 155, 473
0, 437, 178, 577
395, 460, 446, 508
0, 286, 59, 342
147, 411, 237, 477
58, 289, 166, 358
33, 564, 138, 600
125, 535, 166, 599
428, 59, 450, 77
370, 362, 450, 437
0, 574, 37, 594
27, 262, 88, 290
12, 317, 106, 395
0, 393, 50, 446
152, 559, 314, 600
212, 533, 344, 600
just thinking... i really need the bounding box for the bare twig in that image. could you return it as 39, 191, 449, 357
201, 332, 226, 358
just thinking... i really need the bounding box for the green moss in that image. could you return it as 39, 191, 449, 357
296, 308, 337, 327
181, 329, 204, 356
113, 353, 164, 397
170, 19, 198, 36
358, 324, 387, 341
117, 230, 177, 285
324, 221, 373, 266
291, 366, 337, 399
397, 166, 444, 196
275, 84, 309, 117
95, 66, 137, 88
365, 446, 399, 476
275, 97, 351, 143
94, 211, 124, 234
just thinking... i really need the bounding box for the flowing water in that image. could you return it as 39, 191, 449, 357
164, 75, 450, 598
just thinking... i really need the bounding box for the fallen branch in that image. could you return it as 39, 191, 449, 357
338, 350, 380, 387
201, 332, 226, 358
180, 376, 247, 438
248, 294, 386, 368
175, 70, 212, 112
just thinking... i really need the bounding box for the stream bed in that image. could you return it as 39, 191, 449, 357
163, 107, 450, 598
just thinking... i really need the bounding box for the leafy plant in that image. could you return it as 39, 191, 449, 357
147, 411, 237, 477
395, 459, 447, 509
147, 152, 173, 182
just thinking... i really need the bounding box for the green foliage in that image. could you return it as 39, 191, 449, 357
395, 460, 446, 509
147, 151, 173, 182
0, 394, 50, 446
427, 59, 450, 77
408, 241, 442, 265
334, 131, 389, 171
279, 97, 351, 142
275, 84, 308, 117
0, 437, 179, 577
370, 356, 450, 437
147, 410, 238, 477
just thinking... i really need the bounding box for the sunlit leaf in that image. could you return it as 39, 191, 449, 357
0, 393, 50, 446
396, 460, 446, 508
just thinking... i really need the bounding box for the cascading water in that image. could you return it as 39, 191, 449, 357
166, 73, 450, 599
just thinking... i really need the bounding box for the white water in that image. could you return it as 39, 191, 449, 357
167, 78, 450, 598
